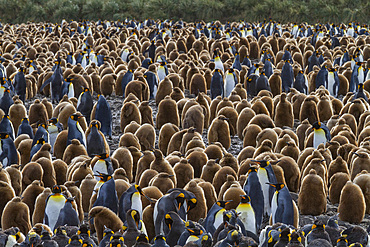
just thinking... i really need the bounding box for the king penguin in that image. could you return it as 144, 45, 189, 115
310, 121, 331, 149
224, 69, 237, 98
202, 200, 231, 236
0, 132, 18, 167
32, 123, 49, 147
157, 62, 168, 82
47, 118, 63, 153
39, 57, 64, 103
92, 153, 114, 181
86, 121, 105, 157
210, 69, 224, 100
269, 183, 294, 226
93, 173, 118, 214
0, 88, 13, 114
232, 52, 242, 71
121, 69, 134, 96
29, 138, 46, 161
54, 197, 80, 229
77, 88, 93, 125
94, 95, 112, 138
67, 113, 86, 147
144, 71, 158, 100
353, 83, 369, 102
119, 184, 152, 223
236, 194, 256, 235
44, 185, 67, 231
281, 60, 294, 92
154, 190, 195, 236
252, 160, 277, 216
0, 115, 15, 140
294, 70, 308, 94
213, 50, 224, 74
17, 118, 34, 139
243, 166, 264, 231
327, 68, 339, 97
13, 66, 27, 102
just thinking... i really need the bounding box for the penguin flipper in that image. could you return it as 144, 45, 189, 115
39, 77, 52, 92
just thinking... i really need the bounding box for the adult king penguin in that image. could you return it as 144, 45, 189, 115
252, 160, 277, 216
236, 195, 256, 235
243, 167, 264, 231
0, 132, 18, 167
44, 185, 67, 231
202, 200, 231, 236
310, 121, 331, 149
119, 184, 152, 222
93, 173, 118, 214
67, 113, 86, 147
269, 183, 295, 226
210, 69, 224, 99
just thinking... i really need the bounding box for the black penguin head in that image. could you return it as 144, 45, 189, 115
109, 239, 123, 247
248, 166, 258, 174
78, 224, 90, 237
48, 118, 58, 125
268, 183, 285, 191
312, 121, 321, 130
52, 185, 62, 194
70, 114, 82, 121
36, 138, 46, 145
312, 220, 325, 230
0, 133, 9, 139
216, 200, 232, 208
154, 235, 166, 242
66, 77, 74, 82
187, 198, 197, 213
358, 83, 364, 90
82, 241, 93, 247
40, 230, 51, 240
102, 227, 114, 238
251, 160, 270, 168
336, 236, 348, 245
97, 153, 109, 160
54, 226, 67, 236
164, 213, 173, 230
240, 194, 251, 203
175, 193, 185, 211
136, 233, 149, 243
130, 209, 140, 226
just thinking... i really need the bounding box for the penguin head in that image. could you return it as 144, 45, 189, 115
70, 113, 82, 121
154, 235, 166, 242
66, 77, 74, 82
312, 121, 321, 130
48, 118, 58, 125
187, 198, 197, 213
54, 226, 67, 236
239, 195, 251, 203
36, 138, 46, 145
312, 220, 325, 230
251, 160, 270, 168
216, 200, 232, 208
82, 241, 93, 247
52, 185, 62, 194
2, 114, 9, 120
38, 123, 47, 130
164, 214, 173, 230
175, 193, 185, 211
136, 233, 149, 243
97, 153, 109, 160
268, 183, 285, 191
358, 83, 364, 90
0, 133, 9, 139
247, 166, 258, 174
130, 209, 140, 225
337, 236, 348, 245
102, 228, 114, 238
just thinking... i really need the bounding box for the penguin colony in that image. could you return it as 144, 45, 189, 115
0, 19, 369, 247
